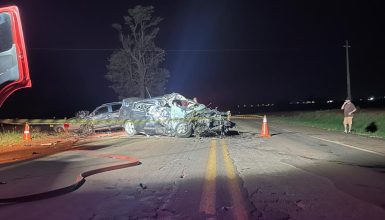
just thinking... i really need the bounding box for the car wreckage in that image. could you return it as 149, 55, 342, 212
119, 93, 235, 137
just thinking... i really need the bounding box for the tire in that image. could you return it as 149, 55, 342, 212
175, 122, 193, 138
55, 127, 64, 133
80, 124, 94, 136
124, 120, 137, 136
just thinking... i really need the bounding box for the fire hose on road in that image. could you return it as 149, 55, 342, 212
0, 155, 140, 204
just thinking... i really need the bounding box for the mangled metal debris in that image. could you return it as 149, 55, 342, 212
119, 93, 235, 137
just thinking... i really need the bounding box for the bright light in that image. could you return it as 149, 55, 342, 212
368, 96, 375, 101
326, 100, 334, 104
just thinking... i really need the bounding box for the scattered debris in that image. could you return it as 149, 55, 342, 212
296, 200, 306, 209
180, 168, 186, 178
221, 206, 233, 211
139, 183, 147, 189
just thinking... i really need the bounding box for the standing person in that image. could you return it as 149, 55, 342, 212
341, 99, 357, 133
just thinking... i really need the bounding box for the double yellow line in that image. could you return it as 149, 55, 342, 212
199, 139, 248, 219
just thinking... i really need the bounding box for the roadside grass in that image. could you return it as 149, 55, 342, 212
270, 109, 385, 139
0, 130, 69, 147
0, 131, 24, 146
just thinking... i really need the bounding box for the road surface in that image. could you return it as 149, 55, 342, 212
0, 118, 384, 220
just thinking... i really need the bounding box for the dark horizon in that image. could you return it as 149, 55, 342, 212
0, 0, 384, 118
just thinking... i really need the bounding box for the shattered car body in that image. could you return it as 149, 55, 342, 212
119, 93, 235, 137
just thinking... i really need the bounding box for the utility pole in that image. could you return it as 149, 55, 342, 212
343, 40, 352, 100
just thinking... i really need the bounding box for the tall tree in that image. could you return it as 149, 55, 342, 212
106, 5, 169, 99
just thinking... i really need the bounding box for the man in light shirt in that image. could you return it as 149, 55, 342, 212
341, 99, 357, 133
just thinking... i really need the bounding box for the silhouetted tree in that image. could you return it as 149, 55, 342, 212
106, 5, 169, 99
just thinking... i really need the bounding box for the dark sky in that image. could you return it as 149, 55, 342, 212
1, 0, 384, 118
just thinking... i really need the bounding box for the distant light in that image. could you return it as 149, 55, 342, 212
296, 102, 300, 104
271, 104, 275, 106
250, 104, 253, 107
237, 105, 240, 108
311, 101, 316, 104
326, 100, 334, 104
368, 96, 375, 101
243, 104, 247, 107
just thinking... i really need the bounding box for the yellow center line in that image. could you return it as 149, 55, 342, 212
199, 139, 217, 219
221, 139, 249, 220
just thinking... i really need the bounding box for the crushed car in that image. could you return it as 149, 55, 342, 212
119, 93, 235, 137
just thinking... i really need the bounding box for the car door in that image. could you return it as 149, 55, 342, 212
91, 105, 109, 129
109, 102, 122, 128
0, 6, 31, 107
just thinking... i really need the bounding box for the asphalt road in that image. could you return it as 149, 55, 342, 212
0, 119, 384, 220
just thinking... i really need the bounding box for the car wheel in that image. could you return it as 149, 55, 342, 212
55, 127, 64, 133
124, 120, 137, 136
80, 124, 94, 136
175, 122, 193, 138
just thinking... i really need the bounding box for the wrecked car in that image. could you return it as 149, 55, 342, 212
56, 102, 122, 134
119, 93, 235, 137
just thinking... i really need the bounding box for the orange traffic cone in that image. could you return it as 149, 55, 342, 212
259, 115, 271, 137
23, 122, 31, 140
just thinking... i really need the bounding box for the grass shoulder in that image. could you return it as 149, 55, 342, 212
0, 130, 72, 147
269, 108, 385, 139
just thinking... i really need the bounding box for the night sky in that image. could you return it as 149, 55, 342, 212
0, 0, 384, 118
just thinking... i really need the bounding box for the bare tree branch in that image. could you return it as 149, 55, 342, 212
106, 5, 169, 99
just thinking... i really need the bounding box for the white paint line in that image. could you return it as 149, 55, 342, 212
280, 128, 293, 133
310, 136, 385, 157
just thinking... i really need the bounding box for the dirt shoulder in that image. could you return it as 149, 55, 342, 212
0, 135, 79, 164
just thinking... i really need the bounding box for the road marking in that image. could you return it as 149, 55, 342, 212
199, 139, 217, 219
310, 136, 385, 157
281, 128, 384, 157
221, 139, 249, 220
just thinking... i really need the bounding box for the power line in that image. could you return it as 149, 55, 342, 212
28, 47, 302, 53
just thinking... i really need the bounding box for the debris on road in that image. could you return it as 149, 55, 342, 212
295, 200, 306, 209
221, 206, 233, 211
139, 183, 147, 190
